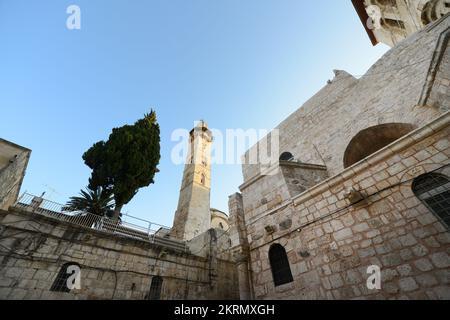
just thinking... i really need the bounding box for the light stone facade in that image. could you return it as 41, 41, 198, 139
228, 14, 450, 300
353, 0, 450, 47
0, 207, 238, 300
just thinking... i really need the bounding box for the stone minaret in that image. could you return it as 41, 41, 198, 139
171, 121, 213, 240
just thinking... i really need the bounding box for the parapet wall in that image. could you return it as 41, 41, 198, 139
0, 208, 239, 300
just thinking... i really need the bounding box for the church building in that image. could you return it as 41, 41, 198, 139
0, 1, 448, 300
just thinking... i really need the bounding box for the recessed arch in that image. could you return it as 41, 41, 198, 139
279, 152, 294, 161
343, 123, 417, 168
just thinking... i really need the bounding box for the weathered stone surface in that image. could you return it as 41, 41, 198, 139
430, 252, 450, 269
329, 274, 344, 289
415, 274, 438, 287
0, 209, 239, 300
334, 228, 353, 241
414, 258, 434, 272
398, 277, 419, 292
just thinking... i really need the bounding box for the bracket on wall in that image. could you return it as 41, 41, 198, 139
344, 188, 368, 207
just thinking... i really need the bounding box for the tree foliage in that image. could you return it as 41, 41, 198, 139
83, 111, 161, 219
65, 187, 115, 217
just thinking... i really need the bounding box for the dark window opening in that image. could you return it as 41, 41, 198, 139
147, 276, 163, 300
382, 18, 406, 30
50, 262, 80, 292
279, 152, 294, 161
269, 244, 293, 287
412, 173, 450, 229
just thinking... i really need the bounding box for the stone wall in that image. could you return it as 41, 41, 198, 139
242, 14, 450, 183
230, 12, 450, 301
0, 146, 30, 211
228, 193, 253, 300
240, 113, 450, 300
0, 208, 239, 300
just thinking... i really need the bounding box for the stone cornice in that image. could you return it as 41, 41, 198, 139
239, 162, 327, 192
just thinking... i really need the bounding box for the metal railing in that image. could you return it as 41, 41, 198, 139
13, 193, 187, 252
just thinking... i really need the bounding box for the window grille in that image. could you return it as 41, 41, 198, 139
50, 262, 79, 292
412, 173, 450, 229
147, 276, 163, 300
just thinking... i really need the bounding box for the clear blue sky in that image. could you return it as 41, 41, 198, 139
0, 1, 389, 227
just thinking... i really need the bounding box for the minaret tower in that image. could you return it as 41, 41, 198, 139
171, 120, 213, 240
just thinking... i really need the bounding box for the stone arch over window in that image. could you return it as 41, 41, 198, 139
147, 276, 163, 300
269, 244, 293, 287
279, 152, 294, 161
343, 123, 416, 168
50, 262, 80, 292
412, 172, 450, 229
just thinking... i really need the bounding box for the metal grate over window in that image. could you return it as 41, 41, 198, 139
147, 276, 163, 300
412, 173, 450, 229
269, 244, 293, 287
50, 262, 79, 292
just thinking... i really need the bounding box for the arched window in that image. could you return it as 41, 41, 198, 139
279, 152, 294, 161
269, 244, 293, 287
50, 262, 80, 292
147, 276, 163, 300
412, 173, 450, 229
344, 123, 416, 168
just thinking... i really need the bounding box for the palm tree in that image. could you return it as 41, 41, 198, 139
65, 187, 115, 217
